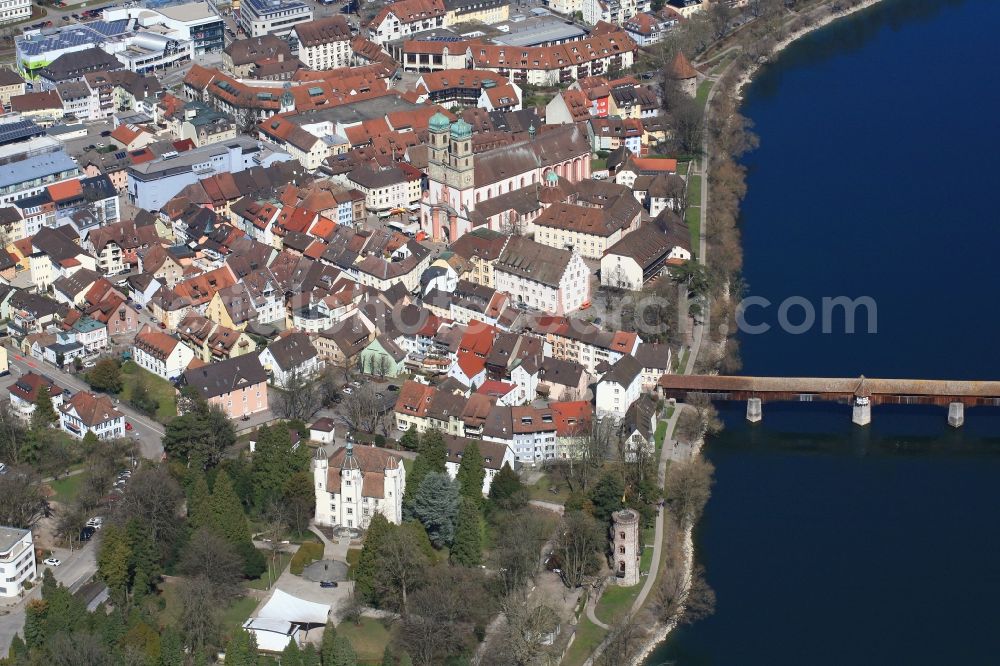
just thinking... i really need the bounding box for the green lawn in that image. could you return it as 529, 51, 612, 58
346, 548, 361, 572
528, 472, 571, 505
675, 161, 690, 177
640, 527, 655, 573
336, 617, 393, 664
49, 471, 89, 504
654, 421, 668, 452
696, 78, 713, 109
246, 551, 291, 590
120, 361, 177, 422
594, 583, 642, 626
591, 157, 608, 172
686, 205, 701, 251
673, 348, 690, 373
401, 457, 413, 475
563, 617, 608, 666
220, 596, 260, 637
686, 174, 702, 206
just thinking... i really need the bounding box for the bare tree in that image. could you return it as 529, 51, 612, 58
564, 418, 618, 492
273, 368, 321, 421
112, 466, 184, 556
482, 592, 560, 666
374, 524, 429, 615
0, 467, 47, 528
595, 614, 647, 666
554, 511, 604, 589
340, 384, 381, 434
664, 456, 715, 526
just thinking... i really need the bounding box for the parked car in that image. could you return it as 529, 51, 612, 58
87, 517, 103, 529
342, 386, 353, 395
125, 421, 133, 431
80, 527, 95, 541
0, 462, 6, 475
43, 558, 61, 566
320, 581, 338, 588
387, 385, 399, 392
132, 303, 142, 311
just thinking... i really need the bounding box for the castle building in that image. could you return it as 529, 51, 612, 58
421, 113, 592, 243
313, 443, 406, 530
611, 508, 640, 585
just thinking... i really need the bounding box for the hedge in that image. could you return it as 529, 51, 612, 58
289, 542, 325, 575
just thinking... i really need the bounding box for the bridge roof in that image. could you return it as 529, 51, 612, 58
658, 375, 1000, 398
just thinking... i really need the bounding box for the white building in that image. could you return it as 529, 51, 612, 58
60, 391, 126, 440
443, 435, 515, 496
367, 0, 446, 47
132, 328, 197, 381
493, 236, 590, 316
600, 223, 690, 292
0, 0, 30, 25
292, 16, 352, 70
0, 527, 36, 598
313, 444, 406, 529
239, 0, 313, 38
258, 330, 322, 388
595, 354, 643, 419
7, 371, 64, 421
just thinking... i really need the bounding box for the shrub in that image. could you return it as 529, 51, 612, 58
289, 542, 325, 575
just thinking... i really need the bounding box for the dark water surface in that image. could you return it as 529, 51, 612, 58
649, 0, 1000, 663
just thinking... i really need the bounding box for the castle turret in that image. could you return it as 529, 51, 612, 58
611, 509, 640, 586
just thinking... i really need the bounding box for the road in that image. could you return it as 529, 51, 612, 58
5, 351, 165, 461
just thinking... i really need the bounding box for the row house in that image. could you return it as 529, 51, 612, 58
492, 236, 591, 316
132, 326, 197, 381
530, 315, 641, 374
176, 313, 258, 363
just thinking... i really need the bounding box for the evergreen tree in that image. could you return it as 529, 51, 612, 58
328, 635, 358, 666
7, 634, 27, 662
353, 513, 391, 604
380, 645, 396, 666
159, 627, 184, 666
403, 428, 447, 517
126, 519, 158, 602
251, 424, 310, 509
97, 524, 131, 607
320, 624, 338, 665
412, 472, 459, 548
23, 599, 47, 649
31, 385, 58, 430
187, 470, 213, 530
399, 427, 419, 451
225, 629, 259, 666
450, 497, 482, 567
281, 639, 303, 666
487, 462, 527, 509
39, 570, 86, 639
301, 643, 320, 666
455, 440, 484, 500
209, 471, 251, 545
589, 471, 625, 523
398, 652, 414, 666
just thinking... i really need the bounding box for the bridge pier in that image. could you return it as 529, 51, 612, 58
852, 398, 871, 427
948, 402, 964, 428
746, 398, 762, 423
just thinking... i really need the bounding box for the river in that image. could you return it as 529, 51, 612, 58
647, 0, 1000, 663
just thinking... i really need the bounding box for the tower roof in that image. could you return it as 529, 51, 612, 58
666, 51, 699, 80
450, 119, 472, 139
429, 111, 450, 132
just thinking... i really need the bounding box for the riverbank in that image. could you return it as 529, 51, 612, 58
735, 0, 885, 95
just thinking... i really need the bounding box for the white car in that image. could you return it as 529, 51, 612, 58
43, 558, 61, 567
87, 517, 103, 529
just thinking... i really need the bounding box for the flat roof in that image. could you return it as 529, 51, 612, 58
0, 150, 77, 188
492, 18, 586, 47
156, 1, 220, 22
0, 526, 30, 554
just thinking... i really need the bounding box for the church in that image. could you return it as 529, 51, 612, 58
421, 113, 592, 243
313, 443, 406, 530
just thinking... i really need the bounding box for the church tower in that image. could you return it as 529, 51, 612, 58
446, 119, 474, 191
428, 112, 450, 185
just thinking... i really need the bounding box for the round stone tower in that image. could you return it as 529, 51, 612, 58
610, 509, 640, 586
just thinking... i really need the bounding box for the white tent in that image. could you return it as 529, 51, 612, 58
244, 589, 332, 652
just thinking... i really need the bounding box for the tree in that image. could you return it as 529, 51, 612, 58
86, 359, 123, 394
301, 643, 320, 666
326, 635, 358, 666
482, 594, 559, 666
0, 467, 47, 528
450, 497, 482, 567
24, 599, 48, 650
163, 398, 235, 468
487, 463, 527, 510
339, 384, 382, 435
97, 524, 131, 608
353, 513, 391, 604
274, 369, 321, 422
31, 385, 59, 430
664, 456, 715, 526
403, 429, 446, 517
490, 508, 551, 596
399, 427, 419, 451
251, 424, 309, 508
0, 403, 31, 465
282, 471, 315, 535
374, 522, 429, 615
412, 472, 459, 548
224, 630, 259, 666
455, 440, 484, 500
320, 625, 339, 665
708, 0, 735, 39
595, 615, 646, 666
179, 528, 245, 601
589, 471, 625, 523
281, 640, 303, 666
187, 470, 213, 531
129, 375, 159, 416
113, 466, 184, 559
554, 511, 603, 588
178, 578, 223, 653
